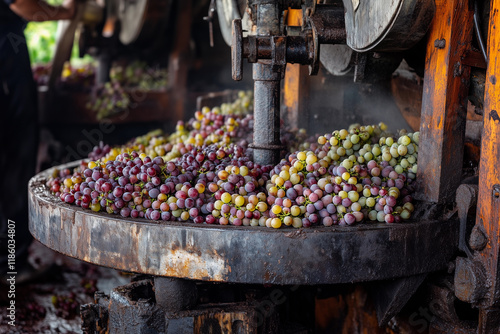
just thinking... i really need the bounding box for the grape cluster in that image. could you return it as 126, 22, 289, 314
17, 302, 46, 322
261, 124, 418, 227
60, 62, 96, 91
48, 144, 275, 226
48, 92, 419, 228
80, 278, 98, 296
51, 292, 79, 319
90, 91, 256, 163
86, 81, 131, 120
32, 61, 96, 90
88, 141, 111, 161
109, 61, 168, 91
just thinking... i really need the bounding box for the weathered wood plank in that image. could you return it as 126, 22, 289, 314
415, 0, 473, 204
476, 0, 500, 308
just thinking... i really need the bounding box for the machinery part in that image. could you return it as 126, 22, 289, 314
108, 280, 166, 333
470, 224, 488, 252
371, 273, 427, 326
29, 162, 459, 285
82, 279, 280, 333
216, 0, 250, 47
305, 4, 346, 45
81, 291, 110, 334
154, 277, 198, 312
454, 257, 487, 305
456, 184, 479, 257
319, 44, 354, 76
250, 62, 284, 165
117, 0, 173, 46
231, 19, 319, 80
353, 51, 403, 83
48, 1, 87, 93
342, 0, 436, 52
231, 18, 243, 80
203, 0, 217, 47
246, 0, 284, 165
422, 280, 478, 333
231, 4, 346, 80
230, 2, 345, 163
473, 0, 488, 64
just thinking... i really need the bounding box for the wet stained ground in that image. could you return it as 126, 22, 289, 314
0, 241, 130, 333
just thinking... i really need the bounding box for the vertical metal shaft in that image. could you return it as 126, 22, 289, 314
252, 62, 282, 165
250, 1, 284, 165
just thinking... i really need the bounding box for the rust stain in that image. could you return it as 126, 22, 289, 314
161, 247, 228, 281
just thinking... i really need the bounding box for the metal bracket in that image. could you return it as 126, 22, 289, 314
203, 0, 217, 47
370, 274, 427, 326
231, 18, 243, 80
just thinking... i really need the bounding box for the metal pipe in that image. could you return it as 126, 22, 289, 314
249, 0, 284, 165
308, 5, 346, 44
473, 0, 488, 64
252, 61, 282, 165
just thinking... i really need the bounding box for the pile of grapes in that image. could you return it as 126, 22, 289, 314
86, 62, 168, 119
51, 293, 79, 319
32, 62, 96, 90
109, 61, 168, 91
86, 81, 131, 120
47, 91, 418, 228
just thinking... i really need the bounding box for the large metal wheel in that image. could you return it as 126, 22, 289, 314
29, 162, 459, 285
342, 0, 435, 52
216, 0, 251, 47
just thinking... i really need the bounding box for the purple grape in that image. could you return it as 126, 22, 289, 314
149, 188, 160, 199
344, 213, 356, 225
326, 203, 337, 214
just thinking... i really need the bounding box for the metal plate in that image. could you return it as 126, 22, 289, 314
118, 0, 148, 45
342, 0, 435, 52
319, 44, 354, 76
117, 0, 173, 46
216, 0, 251, 46
29, 162, 459, 285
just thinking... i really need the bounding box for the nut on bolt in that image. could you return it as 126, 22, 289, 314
493, 184, 500, 198
434, 38, 446, 49
454, 257, 486, 304
469, 225, 488, 251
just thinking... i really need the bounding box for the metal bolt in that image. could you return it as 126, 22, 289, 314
470, 225, 488, 251
434, 39, 446, 49
493, 184, 500, 198
94, 291, 105, 304
454, 257, 486, 304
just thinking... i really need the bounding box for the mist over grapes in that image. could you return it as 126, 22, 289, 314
47, 91, 418, 228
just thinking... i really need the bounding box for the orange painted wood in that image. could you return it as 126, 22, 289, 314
168, 0, 192, 123
415, 0, 473, 204
476, 0, 500, 308
283, 63, 309, 130
286, 9, 302, 27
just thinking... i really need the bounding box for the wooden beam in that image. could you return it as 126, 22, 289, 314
415, 0, 473, 204
283, 63, 309, 130
476, 0, 500, 309
168, 0, 193, 123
